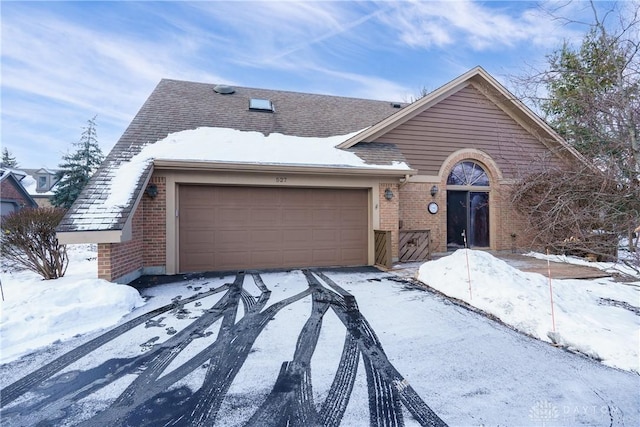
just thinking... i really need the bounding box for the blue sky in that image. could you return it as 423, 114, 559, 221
1, 1, 619, 169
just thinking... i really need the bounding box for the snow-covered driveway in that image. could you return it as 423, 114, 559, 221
1, 268, 638, 426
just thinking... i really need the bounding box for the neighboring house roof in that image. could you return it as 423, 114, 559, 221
1, 167, 60, 197
0, 171, 38, 210
0, 164, 27, 181
23, 167, 57, 176
23, 168, 60, 188
57, 79, 414, 236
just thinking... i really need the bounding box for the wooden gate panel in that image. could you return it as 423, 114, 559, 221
399, 230, 430, 262
374, 230, 392, 268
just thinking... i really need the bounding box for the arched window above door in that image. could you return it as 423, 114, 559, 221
447, 161, 489, 186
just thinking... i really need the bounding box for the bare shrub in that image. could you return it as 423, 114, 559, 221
0, 208, 69, 279
511, 162, 640, 264
509, 1, 639, 271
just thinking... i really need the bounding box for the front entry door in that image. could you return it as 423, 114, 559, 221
447, 191, 489, 249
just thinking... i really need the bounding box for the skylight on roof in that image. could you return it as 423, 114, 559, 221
249, 98, 274, 112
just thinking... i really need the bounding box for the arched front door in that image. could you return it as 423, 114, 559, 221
446, 161, 490, 249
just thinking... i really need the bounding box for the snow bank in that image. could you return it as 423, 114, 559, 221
417, 250, 640, 373
0, 245, 145, 364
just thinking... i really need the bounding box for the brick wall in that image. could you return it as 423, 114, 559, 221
399, 182, 445, 252
97, 176, 167, 283
396, 150, 539, 254
97, 244, 114, 280
98, 206, 144, 282
379, 183, 399, 260
143, 176, 166, 268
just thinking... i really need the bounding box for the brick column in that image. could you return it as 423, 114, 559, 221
97, 206, 144, 283
143, 176, 166, 269
379, 183, 400, 261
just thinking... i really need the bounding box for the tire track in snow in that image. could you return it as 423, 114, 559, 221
309, 270, 447, 427
0, 283, 230, 407
85, 276, 311, 427
318, 332, 360, 427
1, 281, 236, 426
246, 293, 330, 426
1, 271, 447, 426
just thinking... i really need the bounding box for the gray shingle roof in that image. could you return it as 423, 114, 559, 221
57, 79, 409, 233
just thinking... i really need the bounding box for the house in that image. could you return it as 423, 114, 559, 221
22, 168, 60, 207
0, 166, 59, 208
0, 165, 38, 215
56, 67, 583, 284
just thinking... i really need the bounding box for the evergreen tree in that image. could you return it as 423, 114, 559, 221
52, 116, 104, 209
2, 147, 18, 168
513, 1, 639, 182
541, 26, 639, 183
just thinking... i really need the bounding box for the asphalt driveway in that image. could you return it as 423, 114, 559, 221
1, 268, 638, 426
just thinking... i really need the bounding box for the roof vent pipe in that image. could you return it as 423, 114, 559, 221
214, 85, 236, 94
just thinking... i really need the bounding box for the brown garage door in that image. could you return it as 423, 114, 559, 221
179, 185, 368, 272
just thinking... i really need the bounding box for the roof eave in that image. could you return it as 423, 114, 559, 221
57, 228, 131, 244
153, 159, 417, 176
56, 165, 154, 239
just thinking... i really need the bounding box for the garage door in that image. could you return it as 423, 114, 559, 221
179, 186, 368, 272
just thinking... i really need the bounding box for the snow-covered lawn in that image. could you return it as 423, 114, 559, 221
417, 249, 640, 373
0, 245, 144, 364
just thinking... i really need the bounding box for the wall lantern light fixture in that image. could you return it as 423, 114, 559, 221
384, 188, 394, 201
430, 185, 438, 197
146, 183, 158, 199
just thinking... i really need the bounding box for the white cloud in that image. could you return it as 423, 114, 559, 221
1, 3, 229, 167
1, 0, 612, 169
187, 1, 382, 68
378, 0, 583, 51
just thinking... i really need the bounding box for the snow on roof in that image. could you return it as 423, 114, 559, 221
0, 166, 27, 180
103, 126, 411, 208
20, 174, 38, 194
20, 174, 56, 196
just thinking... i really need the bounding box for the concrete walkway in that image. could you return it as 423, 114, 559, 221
489, 252, 611, 280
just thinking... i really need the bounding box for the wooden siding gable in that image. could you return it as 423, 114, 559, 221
338, 66, 586, 173
370, 84, 562, 177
